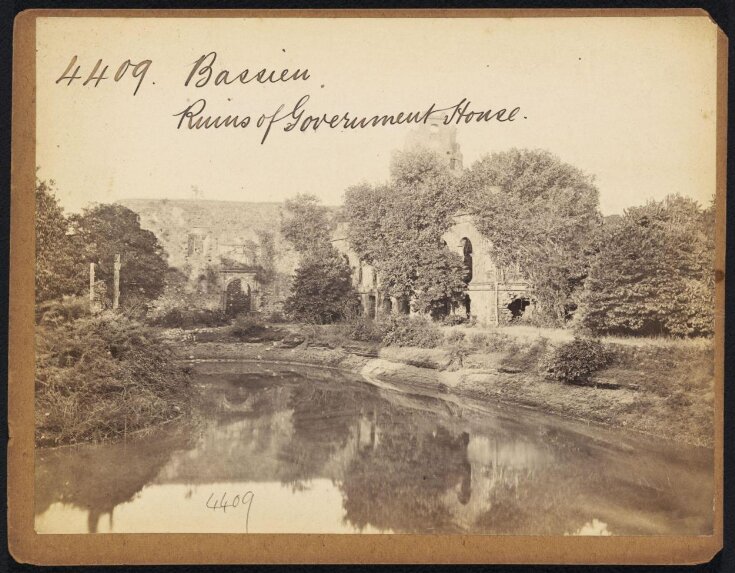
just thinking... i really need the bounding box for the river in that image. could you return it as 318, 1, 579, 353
35, 361, 713, 535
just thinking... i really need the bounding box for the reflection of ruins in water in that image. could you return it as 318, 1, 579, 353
439, 435, 553, 531
35, 365, 712, 535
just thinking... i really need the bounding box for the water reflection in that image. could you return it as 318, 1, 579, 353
35, 362, 713, 535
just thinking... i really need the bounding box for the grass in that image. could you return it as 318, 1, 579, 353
35, 304, 193, 447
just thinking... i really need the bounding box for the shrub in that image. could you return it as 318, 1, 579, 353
444, 330, 466, 345
35, 311, 191, 446
443, 315, 469, 327
347, 316, 391, 343
542, 337, 614, 384
36, 296, 90, 326
382, 315, 443, 348
468, 331, 514, 352
283, 249, 360, 324
578, 196, 714, 337
261, 310, 288, 323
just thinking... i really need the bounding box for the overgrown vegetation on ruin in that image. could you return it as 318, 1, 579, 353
342, 149, 468, 315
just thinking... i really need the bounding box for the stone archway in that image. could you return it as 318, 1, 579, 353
219, 268, 259, 316
224, 279, 251, 317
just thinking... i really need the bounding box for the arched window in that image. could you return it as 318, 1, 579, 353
461, 238, 473, 283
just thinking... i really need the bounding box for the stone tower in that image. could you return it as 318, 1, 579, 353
404, 112, 464, 172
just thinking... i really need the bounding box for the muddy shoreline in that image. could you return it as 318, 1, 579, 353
174, 337, 714, 448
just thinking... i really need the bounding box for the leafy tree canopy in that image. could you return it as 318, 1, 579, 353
343, 149, 467, 315
460, 148, 602, 323
578, 195, 714, 337
281, 193, 335, 255
35, 179, 81, 303
283, 251, 359, 324
281, 194, 358, 323
70, 203, 168, 303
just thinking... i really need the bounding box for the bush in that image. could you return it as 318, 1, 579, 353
284, 249, 360, 324
578, 196, 714, 337
542, 337, 614, 384
444, 330, 466, 345
35, 311, 191, 446
261, 310, 288, 323
442, 315, 469, 327
347, 316, 391, 343
468, 331, 514, 352
382, 315, 443, 348
36, 296, 90, 326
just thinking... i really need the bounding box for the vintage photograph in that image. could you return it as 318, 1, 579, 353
28, 14, 719, 538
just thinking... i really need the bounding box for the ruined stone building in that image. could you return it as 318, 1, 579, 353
118, 199, 299, 316
333, 115, 533, 325
122, 115, 531, 323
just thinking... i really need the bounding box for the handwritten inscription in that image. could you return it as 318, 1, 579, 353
54, 51, 524, 142
185, 51, 310, 87
175, 95, 521, 144
56, 55, 152, 95
205, 491, 255, 533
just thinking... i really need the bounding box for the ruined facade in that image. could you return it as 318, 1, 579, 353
121, 117, 530, 323
118, 199, 298, 315
333, 117, 533, 325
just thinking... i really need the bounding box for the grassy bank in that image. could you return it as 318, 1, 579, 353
168, 318, 714, 448
35, 300, 193, 447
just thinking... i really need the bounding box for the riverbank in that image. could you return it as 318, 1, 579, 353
169, 322, 714, 448
35, 306, 194, 448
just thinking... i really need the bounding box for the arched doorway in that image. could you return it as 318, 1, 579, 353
224, 279, 251, 317
461, 238, 473, 283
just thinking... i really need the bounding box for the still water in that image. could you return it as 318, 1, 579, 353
35, 362, 713, 535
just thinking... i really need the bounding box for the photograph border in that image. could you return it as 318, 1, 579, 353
8, 8, 727, 565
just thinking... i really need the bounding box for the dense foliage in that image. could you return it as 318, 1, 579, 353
36, 180, 169, 308
281, 194, 359, 323
35, 298, 191, 446
382, 315, 444, 348
343, 149, 467, 315
280, 193, 336, 255
70, 203, 168, 305
284, 251, 360, 323
460, 149, 602, 323
542, 337, 613, 384
35, 179, 81, 302
578, 195, 715, 337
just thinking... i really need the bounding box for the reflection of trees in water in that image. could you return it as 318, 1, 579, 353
340, 400, 474, 533
276, 382, 377, 488
36, 366, 714, 536
34, 424, 194, 533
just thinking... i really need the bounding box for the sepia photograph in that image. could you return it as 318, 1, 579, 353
8, 9, 725, 564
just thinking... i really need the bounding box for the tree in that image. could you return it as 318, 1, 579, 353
460, 148, 602, 323
70, 204, 168, 304
343, 149, 467, 315
35, 179, 83, 303
578, 195, 714, 337
283, 251, 359, 323
281, 194, 358, 323
280, 193, 335, 255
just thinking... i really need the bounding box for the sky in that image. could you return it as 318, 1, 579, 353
36, 15, 719, 215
